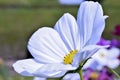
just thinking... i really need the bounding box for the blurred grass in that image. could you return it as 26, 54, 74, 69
0, 75, 59, 80
0, 0, 58, 7
102, 0, 120, 39
0, 0, 120, 80
0, 75, 62, 80
0, 6, 78, 59
0, 75, 33, 80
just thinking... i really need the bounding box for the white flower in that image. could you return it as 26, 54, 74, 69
59, 0, 84, 5
83, 47, 120, 70
13, 1, 107, 79
34, 77, 46, 80
62, 73, 80, 80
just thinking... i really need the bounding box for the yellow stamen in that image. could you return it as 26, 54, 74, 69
90, 72, 99, 79
64, 50, 78, 64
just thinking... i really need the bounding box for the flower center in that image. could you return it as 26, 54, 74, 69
64, 50, 78, 64
90, 72, 99, 79
100, 52, 106, 57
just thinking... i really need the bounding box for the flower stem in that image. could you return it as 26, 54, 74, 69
79, 69, 84, 80
108, 67, 120, 79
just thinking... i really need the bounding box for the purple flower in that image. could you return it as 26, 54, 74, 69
97, 38, 120, 48
97, 38, 110, 46
110, 39, 120, 47
112, 25, 120, 36
98, 67, 113, 80
84, 69, 99, 80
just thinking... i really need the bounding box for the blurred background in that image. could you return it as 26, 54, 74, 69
0, 0, 120, 80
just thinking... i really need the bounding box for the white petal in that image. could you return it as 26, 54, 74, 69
54, 13, 81, 51
34, 77, 46, 80
59, 0, 84, 5
83, 58, 96, 69
72, 45, 104, 67
13, 59, 77, 78
77, 1, 107, 46
83, 58, 105, 70
81, 45, 108, 52
92, 49, 108, 65
34, 64, 77, 77
13, 59, 43, 76
107, 47, 120, 58
28, 27, 68, 63
108, 59, 120, 69
62, 73, 80, 80
80, 45, 106, 59
91, 48, 120, 69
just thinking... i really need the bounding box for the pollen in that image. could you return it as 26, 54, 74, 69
90, 72, 99, 79
64, 50, 78, 64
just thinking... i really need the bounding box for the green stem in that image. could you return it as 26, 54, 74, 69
79, 69, 84, 80
108, 68, 120, 79
77, 58, 91, 80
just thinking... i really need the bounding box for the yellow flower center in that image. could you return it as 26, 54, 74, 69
90, 72, 99, 80
64, 50, 78, 64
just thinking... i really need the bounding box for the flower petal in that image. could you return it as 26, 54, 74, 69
92, 49, 108, 65
83, 59, 103, 70
28, 27, 68, 63
13, 59, 77, 77
77, 1, 107, 46
108, 59, 120, 69
13, 59, 43, 76
72, 45, 105, 67
54, 13, 81, 51
62, 73, 80, 80
59, 0, 84, 5
34, 77, 46, 80
34, 63, 77, 77
107, 47, 120, 58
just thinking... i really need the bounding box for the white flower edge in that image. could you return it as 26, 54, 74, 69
77, 1, 108, 46
83, 47, 120, 70
62, 73, 80, 80
34, 77, 46, 80
13, 59, 77, 77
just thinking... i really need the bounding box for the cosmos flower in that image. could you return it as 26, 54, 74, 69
13, 1, 107, 79
63, 68, 113, 80
83, 47, 120, 70
62, 71, 99, 80
83, 67, 113, 80
34, 77, 46, 80
59, 0, 84, 5
84, 69, 99, 80
62, 73, 80, 80
98, 67, 113, 80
